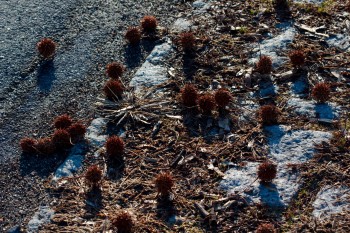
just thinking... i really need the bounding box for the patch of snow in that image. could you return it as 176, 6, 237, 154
172, 18, 192, 32
287, 97, 341, 119
250, 26, 296, 68
290, 79, 309, 96
218, 117, 230, 131
192, 0, 211, 13
85, 118, 107, 148
27, 206, 54, 233
257, 81, 278, 97
312, 185, 350, 219
294, 0, 325, 5
326, 34, 350, 52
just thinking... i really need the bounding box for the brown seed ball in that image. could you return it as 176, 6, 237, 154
257, 162, 277, 183
104, 80, 124, 101
52, 129, 71, 149
180, 84, 198, 107
85, 165, 102, 187
256, 56, 273, 74
125, 27, 141, 45
35, 138, 56, 155
179, 32, 195, 52
198, 93, 216, 115
54, 114, 72, 129
215, 88, 232, 108
141, 15, 157, 32
105, 136, 125, 160
312, 83, 330, 103
106, 62, 125, 79
258, 105, 280, 125
256, 223, 276, 233
37, 38, 56, 58
155, 172, 174, 197
112, 211, 134, 233
68, 122, 86, 141
289, 50, 305, 67
20, 138, 37, 154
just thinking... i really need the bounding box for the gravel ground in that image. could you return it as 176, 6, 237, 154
0, 0, 190, 230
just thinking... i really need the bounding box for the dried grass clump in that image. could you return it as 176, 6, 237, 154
198, 93, 216, 115
125, 27, 141, 45
256, 223, 276, 233
111, 211, 134, 233
106, 136, 125, 160
104, 80, 124, 101
215, 88, 232, 108
257, 162, 277, 183
258, 105, 280, 125
155, 172, 174, 197
54, 114, 72, 129
179, 32, 195, 52
312, 83, 330, 103
106, 62, 125, 79
331, 131, 348, 150
68, 122, 86, 141
52, 129, 71, 149
85, 165, 102, 188
141, 15, 157, 32
35, 138, 55, 155
20, 138, 37, 154
289, 50, 305, 67
180, 84, 198, 107
256, 56, 272, 74
37, 38, 56, 58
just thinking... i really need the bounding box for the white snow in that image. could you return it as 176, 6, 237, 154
192, 0, 211, 14
85, 118, 107, 148
27, 206, 54, 233
326, 34, 350, 52
312, 185, 350, 219
294, 0, 325, 5
172, 18, 192, 32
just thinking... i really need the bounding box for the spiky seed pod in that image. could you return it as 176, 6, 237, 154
289, 50, 305, 67
105, 136, 125, 160
180, 84, 198, 107
104, 80, 124, 101
257, 162, 277, 183
125, 27, 141, 45
106, 62, 125, 79
215, 88, 233, 108
256, 56, 273, 74
258, 105, 280, 125
198, 93, 216, 115
35, 138, 56, 155
52, 129, 71, 149
37, 38, 56, 58
179, 32, 195, 52
54, 114, 72, 129
155, 172, 174, 197
85, 165, 102, 188
256, 223, 276, 233
68, 122, 86, 141
141, 15, 157, 32
312, 83, 330, 103
112, 211, 134, 233
20, 138, 37, 154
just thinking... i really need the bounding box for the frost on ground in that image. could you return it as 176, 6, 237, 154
172, 18, 192, 32
220, 125, 331, 207
312, 185, 350, 219
294, 0, 325, 4
290, 78, 309, 96
129, 40, 173, 94
85, 118, 107, 148
27, 206, 54, 233
287, 97, 341, 119
249, 24, 296, 68
327, 34, 350, 52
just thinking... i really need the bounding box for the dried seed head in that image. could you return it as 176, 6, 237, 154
111, 211, 134, 233
256, 56, 272, 74
125, 27, 141, 45
257, 162, 277, 183
256, 223, 276, 233
179, 32, 195, 52
214, 88, 232, 108
106, 62, 125, 79
68, 122, 86, 141
37, 38, 56, 58
104, 80, 124, 101
85, 165, 102, 187
105, 136, 125, 160
258, 105, 280, 125
289, 50, 305, 67
180, 84, 198, 107
52, 129, 71, 149
198, 93, 216, 115
312, 83, 330, 103
155, 172, 174, 197
54, 114, 72, 129
20, 138, 37, 154
141, 15, 157, 32
35, 137, 56, 155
